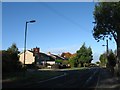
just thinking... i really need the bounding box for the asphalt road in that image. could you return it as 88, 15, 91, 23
4, 67, 119, 89
23, 67, 101, 89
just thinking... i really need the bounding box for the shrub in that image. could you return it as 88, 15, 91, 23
55, 59, 62, 64
51, 64, 60, 69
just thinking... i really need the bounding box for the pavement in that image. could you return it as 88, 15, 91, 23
37, 67, 87, 71
96, 68, 120, 90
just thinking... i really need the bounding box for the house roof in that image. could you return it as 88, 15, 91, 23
19, 50, 55, 61
61, 52, 72, 58
19, 50, 65, 61
18, 50, 33, 55
52, 54, 65, 60
47, 53, 65, 60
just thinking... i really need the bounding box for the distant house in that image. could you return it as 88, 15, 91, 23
61, 52, 72, 60
19, 47, 55, 66
19, 50, 35, 64
37, 52, 55, 65
47, 52, 65, 60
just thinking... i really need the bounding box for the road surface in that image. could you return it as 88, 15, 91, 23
3, 67, 120, 89
23, 67, 101, 88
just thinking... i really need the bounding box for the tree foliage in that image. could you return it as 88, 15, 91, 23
76, 43, 93, 67
99, 53, 107, 67
93, 2, 120, 75
2, 43, 22, 73
69, 55, 77, 67
99, 50, 116, 67
93, 2, 120, 42
7, 43, 20, 54
55, 59, 62, 64
108, 50, 116, 67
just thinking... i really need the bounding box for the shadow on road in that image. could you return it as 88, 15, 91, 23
96, 68, 120, 90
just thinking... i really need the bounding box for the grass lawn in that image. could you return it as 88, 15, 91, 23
2, 70, 64, 88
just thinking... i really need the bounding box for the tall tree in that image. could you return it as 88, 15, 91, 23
76, 43, 93, 67
93, 2, 120, 75
2, 43, 22, 73
7, 43, 19, 54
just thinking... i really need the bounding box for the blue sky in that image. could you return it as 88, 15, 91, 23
2, 2, 116, 63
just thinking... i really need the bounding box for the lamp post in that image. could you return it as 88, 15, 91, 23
23, 20, 36, 73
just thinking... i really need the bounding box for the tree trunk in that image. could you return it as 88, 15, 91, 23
117, 40, 120, 76
115, 31, 120, 76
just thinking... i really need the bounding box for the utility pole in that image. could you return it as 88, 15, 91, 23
106, 39, 109, 61
102, 39, 109, 67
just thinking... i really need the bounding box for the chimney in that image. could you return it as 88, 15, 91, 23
33, 47, 40, 54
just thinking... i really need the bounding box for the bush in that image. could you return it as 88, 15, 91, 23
55, 59, 62, 64
51, 64, 60, 69
62, 60, 69, 65
108, 53, 116, 67
2, 50, 22, 73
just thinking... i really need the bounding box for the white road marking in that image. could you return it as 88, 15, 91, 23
36, 73, 67, 83
83, 69, 99, 87
22, 72, 67, 86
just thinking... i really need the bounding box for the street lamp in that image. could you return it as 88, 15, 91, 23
23, 20, 36, 72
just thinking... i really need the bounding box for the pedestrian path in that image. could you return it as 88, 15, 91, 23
96, 68, 120, 90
